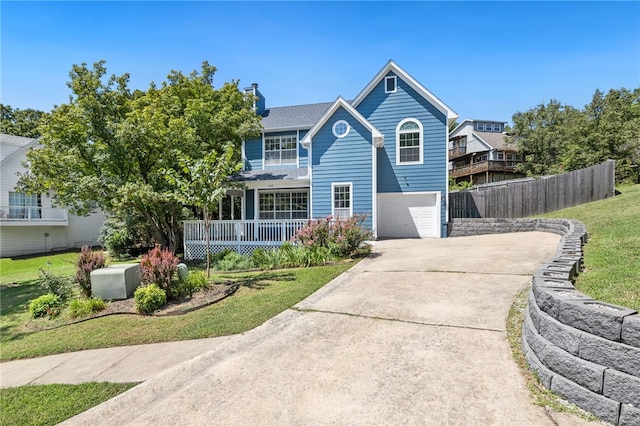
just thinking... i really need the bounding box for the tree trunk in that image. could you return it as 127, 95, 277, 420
204, 207, 211, 277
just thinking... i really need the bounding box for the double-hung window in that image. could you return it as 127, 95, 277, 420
396, 119, 423, 165
9, 192, 41, 219
332, 183, 352, 220
264, 134, 297, 166
259, 191, 308, 220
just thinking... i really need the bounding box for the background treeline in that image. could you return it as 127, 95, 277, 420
506, 87, 640, 183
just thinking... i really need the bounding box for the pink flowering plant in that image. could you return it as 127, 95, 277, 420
293, 214, 372, 258
75, 245, 107, 297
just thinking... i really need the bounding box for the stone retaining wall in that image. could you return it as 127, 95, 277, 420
449, 218, 640, 425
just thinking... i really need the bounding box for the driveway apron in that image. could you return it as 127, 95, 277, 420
63, 232, 590, 426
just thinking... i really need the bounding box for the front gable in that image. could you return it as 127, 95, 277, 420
354, 67, 455, 194
303, 98, 383, 230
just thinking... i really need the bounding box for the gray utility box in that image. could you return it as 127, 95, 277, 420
91, 264, 141, 300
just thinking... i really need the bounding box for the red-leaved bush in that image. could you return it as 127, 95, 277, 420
75, 245, 106, 297
139, 246, 179, 296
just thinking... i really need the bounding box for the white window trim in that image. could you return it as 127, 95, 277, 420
331, 182, 353, 219
257, 189, 309, 220
262, 133, 298, 168
395, 118, 424, 165
332, 120, 350, 138
384, 75, 397, 94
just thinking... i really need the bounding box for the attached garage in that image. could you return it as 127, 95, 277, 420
377, 192, 441, 238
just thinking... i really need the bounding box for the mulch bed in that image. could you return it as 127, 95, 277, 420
24, 282, 239, 331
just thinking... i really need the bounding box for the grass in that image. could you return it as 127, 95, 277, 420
0, 251, 79, 285
0, 263, 353, 361
540, 183, 640, 310
0, 382, 138, 426
504, 183, 640, 422
506, 288, 598, 421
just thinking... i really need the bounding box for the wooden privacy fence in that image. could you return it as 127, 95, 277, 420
449, 160, 616, 219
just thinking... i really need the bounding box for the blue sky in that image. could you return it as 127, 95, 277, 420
2, 1, 638, 124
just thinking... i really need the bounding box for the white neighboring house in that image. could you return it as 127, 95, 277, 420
0, 134, 106, 258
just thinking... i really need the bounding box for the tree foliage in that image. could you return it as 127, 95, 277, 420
0, 104, 47, 138
165, 148, 243, 275
18, 60, 262, 251
507, 87, 640, 182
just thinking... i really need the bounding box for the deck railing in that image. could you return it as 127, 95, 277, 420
449, 160, 520, 178
0, 206, 68, 224
183, 219, 308, 259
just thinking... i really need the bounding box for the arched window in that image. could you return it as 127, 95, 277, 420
396, 119, 423, 165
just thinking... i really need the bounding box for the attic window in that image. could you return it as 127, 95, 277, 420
385, 76, 397, 93
332, 120, 350, 138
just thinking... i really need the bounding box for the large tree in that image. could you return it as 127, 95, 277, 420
561, 88, 640, 181
506, 87, 640, 182
0, 104, 47, 138
18, 60, 262, 251
506, 100, 582, 176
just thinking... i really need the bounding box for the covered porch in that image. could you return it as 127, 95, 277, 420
183, 219, 308, 259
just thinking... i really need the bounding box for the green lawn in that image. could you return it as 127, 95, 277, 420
0, 251, 79, 285
0, 263, 353, 361
541, 183, 640, 310
0, 382, 137, 426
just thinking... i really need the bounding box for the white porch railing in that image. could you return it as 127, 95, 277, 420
183, 219, 308, 259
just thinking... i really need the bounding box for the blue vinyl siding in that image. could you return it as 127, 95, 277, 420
245, 189, 255, 220
244, 131, 308, 171
244, 137, 262, 171
310, 107, 374, 230
357, 71, 447, 192
356, 71, 448, 232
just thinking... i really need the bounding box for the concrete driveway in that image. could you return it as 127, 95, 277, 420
63, 232, 590, 425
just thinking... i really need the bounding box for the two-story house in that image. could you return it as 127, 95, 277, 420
0, 134, 106, 257
183, 61, 458, 259
449, 119, 524, 185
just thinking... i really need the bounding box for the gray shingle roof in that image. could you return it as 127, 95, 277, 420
234, 167, 309, 182
475, 131, 516, 151
260, 102, 333, 130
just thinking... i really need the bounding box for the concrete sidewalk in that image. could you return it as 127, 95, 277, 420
4, 233, 592, 425
0, 336, 233, 388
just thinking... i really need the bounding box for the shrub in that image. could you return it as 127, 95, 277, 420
279, 243, 311, 268
38, 269, 73, 301
308, 245, 336, 266
139, 246, 179, 296
29, 293, 62, 319
251, 247, 284, 270
68, 298, 107, 319
216, 251, 255, 271
134, 284, 167, 315
328, 215, 373, 258
172, 270, 209, 298
293, 215, 372, 258
99, 216, 154, 259
75, 245, 106, 298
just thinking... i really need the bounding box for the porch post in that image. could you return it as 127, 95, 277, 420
236, 221, 241, 253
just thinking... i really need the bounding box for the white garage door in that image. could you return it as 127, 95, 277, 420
377, 193, 440, 238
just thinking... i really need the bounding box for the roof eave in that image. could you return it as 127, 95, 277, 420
352, 60, 459, 125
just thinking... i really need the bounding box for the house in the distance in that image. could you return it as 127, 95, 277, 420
0, 134, 106, 258
448, 119, 524, 185
183, 60, 458, 258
